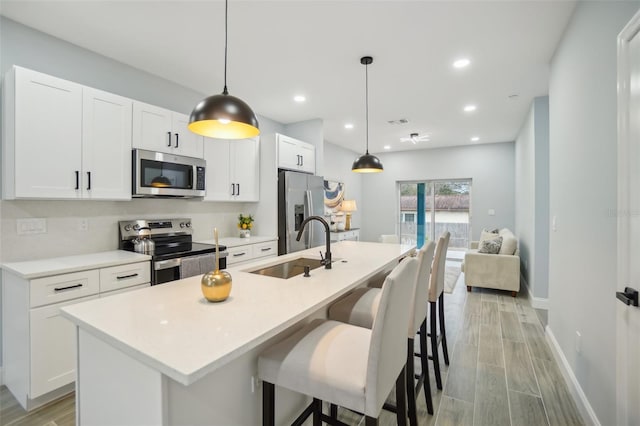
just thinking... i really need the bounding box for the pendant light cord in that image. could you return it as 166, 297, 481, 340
365, 60, 369, 155
223, 0, 229, 95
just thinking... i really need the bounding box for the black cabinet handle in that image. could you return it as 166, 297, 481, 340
261, 247, 272, 252
617, 287, 639, 306
233, 252, 246, 257
175, 133, 179, 148
300, 155, 304, 166
237, 183, 240, 196
117, 273, 139, 280
231, 183, 236, 196
87, 171, 91, 190
167, 131, 172, 147
54, 283, 83, 292
75, 171, 79, 190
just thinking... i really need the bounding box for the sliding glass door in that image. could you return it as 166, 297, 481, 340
399, 179, 471, 249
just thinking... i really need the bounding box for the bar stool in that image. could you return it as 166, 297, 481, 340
258, 257, 419, 426
328, 241, 436, 425
427, 232, 451, 390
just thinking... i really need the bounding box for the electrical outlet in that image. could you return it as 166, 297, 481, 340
488, 209, 495, 216
78, 218, 89, 232
575, 331, 582, 354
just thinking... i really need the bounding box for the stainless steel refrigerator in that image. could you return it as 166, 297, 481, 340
278, 170, 325, 255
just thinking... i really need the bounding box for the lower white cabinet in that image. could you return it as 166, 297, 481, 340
330, 229, 360, 243
30, 295, 99, 398
224, 239, 278, 266
2, 260, 150, 410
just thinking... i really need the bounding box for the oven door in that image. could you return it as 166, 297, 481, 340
153, 255, 227, 285
133, 149, 206, 198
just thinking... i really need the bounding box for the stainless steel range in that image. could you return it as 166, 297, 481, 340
118, 218, 228, 285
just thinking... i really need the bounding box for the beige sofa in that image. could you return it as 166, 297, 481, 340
461, 228, 520, 296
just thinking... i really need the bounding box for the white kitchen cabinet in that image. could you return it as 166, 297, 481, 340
132, 101, 204, 158
330, 229, 360, 243
225, 239, 278, 266
82, 87, 132, 200
203, 137, 260, 202
2, 66, 133, 200
2, 258, 150, 410
3, 66, 82, 199
30, 295, 99, 398
277, 133, 315, 174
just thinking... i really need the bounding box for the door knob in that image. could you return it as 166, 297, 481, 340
616, 287, 639, 306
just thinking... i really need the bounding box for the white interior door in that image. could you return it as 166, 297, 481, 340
616, 10, 640, 426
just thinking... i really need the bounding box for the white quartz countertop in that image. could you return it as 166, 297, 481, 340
1, 250, 152, 279
198, 235, 277, 248
61, 241, 414, 386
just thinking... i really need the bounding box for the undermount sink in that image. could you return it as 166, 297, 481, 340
248, 257, 327, 279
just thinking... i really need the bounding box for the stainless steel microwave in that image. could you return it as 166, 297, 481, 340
132, 149, 206, 198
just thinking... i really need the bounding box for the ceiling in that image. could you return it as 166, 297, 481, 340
0, 0, 577, 154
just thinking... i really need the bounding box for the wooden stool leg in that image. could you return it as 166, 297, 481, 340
439, 293, 449, 366
419, 320, 434, 414
395, 366, 408, 426
511, 290, 517, 297
263, 381, 275, 426
467, 285, 472, 292
406, 339, 418, 426
430, 301, 443, 389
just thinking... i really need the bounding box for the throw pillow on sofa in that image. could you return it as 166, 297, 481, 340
479, 230, 501, 246
498, 229, 517, 255
478, 236, 503, 254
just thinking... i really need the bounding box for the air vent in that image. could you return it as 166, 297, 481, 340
387, 119, 409, 125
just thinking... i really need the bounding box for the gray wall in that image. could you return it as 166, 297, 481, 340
360, 142, 515, 243
323, 142, 363, 229
548, 2, 640, 424
515, 96, 550, 301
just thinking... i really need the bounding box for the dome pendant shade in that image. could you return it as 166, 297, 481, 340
353, 55, 383, 173
188, 91, 260, 139
352, 152, 383, 173
187, 0, 259, 140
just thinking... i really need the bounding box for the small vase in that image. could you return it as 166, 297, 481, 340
240, 229, 251, 238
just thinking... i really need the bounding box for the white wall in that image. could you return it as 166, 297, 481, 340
515, 96, 550, 303
323, 142, 363, 229
360, 142, 515, 243
548, 2, 640, 424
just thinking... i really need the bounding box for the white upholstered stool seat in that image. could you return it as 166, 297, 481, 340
327, 241, 436, 425
258, 257, 419, 426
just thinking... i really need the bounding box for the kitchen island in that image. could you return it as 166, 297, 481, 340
61, 241, 414, 425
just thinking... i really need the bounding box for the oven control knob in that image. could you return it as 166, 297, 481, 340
124, 224, 132, 231
180, 222, 186, 228
133, 224, 140, 231
186, 222, 192, 228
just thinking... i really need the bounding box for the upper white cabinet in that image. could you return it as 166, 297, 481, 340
82, 88, 133, 200
132, 101, 203, 159
203, 137, 260, 202
277, 133, 315, 174
2, 66, 132, 200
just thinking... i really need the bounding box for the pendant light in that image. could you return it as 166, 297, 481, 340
352, 56, 383, 173
188, 0, 259, 139
151, 164, 171, 188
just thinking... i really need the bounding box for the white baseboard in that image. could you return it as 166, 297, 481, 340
521, 274, 549, 310
545, 326, 600, 426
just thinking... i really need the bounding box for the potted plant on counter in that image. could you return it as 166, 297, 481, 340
238, 214, 254, 238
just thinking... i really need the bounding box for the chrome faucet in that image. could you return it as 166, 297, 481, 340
296, 215, 332, 269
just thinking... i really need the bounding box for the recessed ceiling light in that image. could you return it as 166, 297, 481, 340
383, 145, 391, 150
463, 104, 477, 112
344, 123, 354, 129
471, 136, 480, 142
293, 95, 306, 103
453, 58, 471, 69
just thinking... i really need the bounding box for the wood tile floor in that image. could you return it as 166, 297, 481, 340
0, 271, 583, 426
